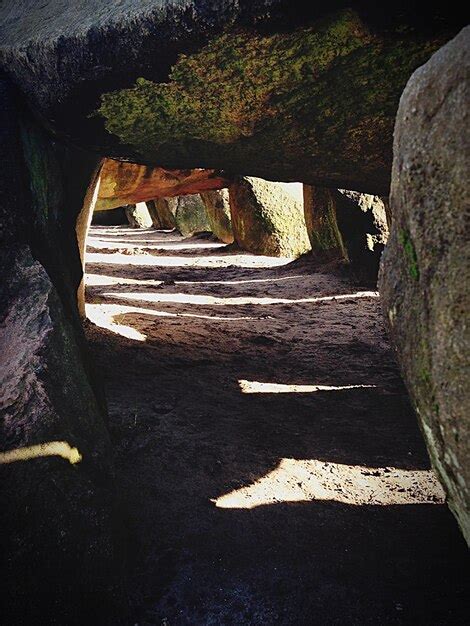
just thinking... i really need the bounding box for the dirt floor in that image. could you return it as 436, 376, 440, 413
84, 225, 468, 625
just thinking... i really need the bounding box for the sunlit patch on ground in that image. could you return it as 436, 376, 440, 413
101, 290, 378, 307
212, 458, 445, 509
238, 380, 377, 393
0, 441, 82, 465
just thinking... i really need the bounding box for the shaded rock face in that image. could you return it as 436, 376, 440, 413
93, 207, 127, 225
379, 28, 470, 544
0, 79, 122, 624
95, 159, 229, 211
303, 185, 347, 261
0, 3, 463, 193
125, 202, 153, 228
230, 177, 311, 257
303, 185, 388, 280
201, 189, 234, 243
148, 198, 177, 230
173, 194, 211, 237
335, 190, 389, 281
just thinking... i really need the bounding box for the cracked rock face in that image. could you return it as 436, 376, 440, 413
379, 27, 470, 544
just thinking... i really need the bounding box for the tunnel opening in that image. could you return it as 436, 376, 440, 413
1, 4, 468, 624
77, 163, 465, 623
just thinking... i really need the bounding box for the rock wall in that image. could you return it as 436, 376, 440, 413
230, 177, 311, 257
0, 78, 122, 623
379, 28, 470, 543
148, 198, 177, 230
173, 194, 211, 237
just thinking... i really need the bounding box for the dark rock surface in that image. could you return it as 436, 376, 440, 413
0, 2, 464, 193
0, 78, 122, 624
149, 198, 177, 230
304, 185, 388, 280
379, 27, 470, 544
93, 207, 127, 225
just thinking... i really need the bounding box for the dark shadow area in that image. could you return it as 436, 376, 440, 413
84, 226, 469, 623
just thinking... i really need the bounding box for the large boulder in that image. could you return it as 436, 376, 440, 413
379, 28, 470, 543
201, 189, 234, 243
125, 202, 153, 228
304, 185, 389, 279
173, 194, 211, 237
0, 3, 463, 193
95, 159, 229, 211
229, 177, 311, 257
0, 78, 122, 624
147, 198, 177, 230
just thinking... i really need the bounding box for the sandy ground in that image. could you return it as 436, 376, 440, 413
85, 226, 468, 625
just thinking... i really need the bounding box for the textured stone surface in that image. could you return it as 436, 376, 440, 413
0, 78, 122, 624
125, 202, 153, 228
95, 159, 229, 211
303, 185, 347, 261
148, 198, 177, 230
0, 2, 463, 193
201, 189, 234, 243
173, 194, 211, 237
304, 185, 388, 279
335, 189, 389, 281
379, 27, 470, 543
230, 177, 311, 257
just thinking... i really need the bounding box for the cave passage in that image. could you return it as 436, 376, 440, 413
83, 224, 467, 623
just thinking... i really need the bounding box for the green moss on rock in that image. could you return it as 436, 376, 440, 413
96, 10, 442, 192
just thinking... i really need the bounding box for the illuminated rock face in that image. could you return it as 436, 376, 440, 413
229, 177, 311, 258
95, 160, 230, 211
379, 28, 470, 544
201, 189, 234, 244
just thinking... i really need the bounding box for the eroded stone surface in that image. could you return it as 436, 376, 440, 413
379, 27, 470, 544
125, 202, 153, 228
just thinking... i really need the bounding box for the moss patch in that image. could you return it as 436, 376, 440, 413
399, 228, 420, 280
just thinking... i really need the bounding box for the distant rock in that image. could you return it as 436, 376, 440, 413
125, 203, 153, 228
304, 185, 388, 279
201, 189, 234, 244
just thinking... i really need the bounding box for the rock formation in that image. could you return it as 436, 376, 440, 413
379, 27, 470, 544
0, 78, 122, 624
201, 189, 234, 244
304, 185, 389, 279
230, 177, 311, 257
0, 3, 462, 193
95, 160, 229, 211
147, 198, 177, 230
93, 207, 127, 226
172, 194, 212, 237
125, 202, 153, 228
